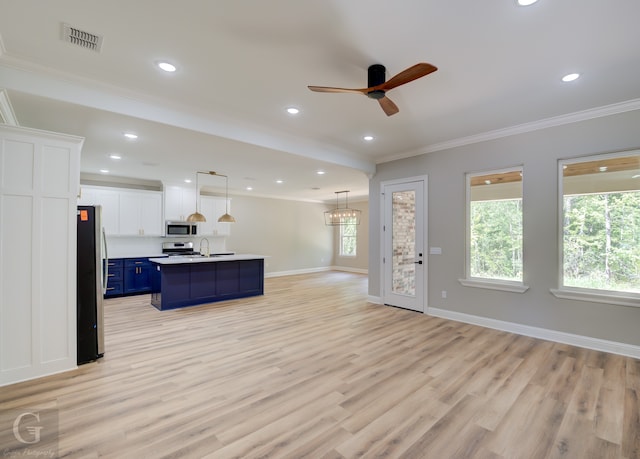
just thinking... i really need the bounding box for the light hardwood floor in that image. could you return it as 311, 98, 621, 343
1, 271, 639, 458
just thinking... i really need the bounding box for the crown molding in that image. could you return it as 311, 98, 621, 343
379, 98, 640, 164
0, 89, 18, 125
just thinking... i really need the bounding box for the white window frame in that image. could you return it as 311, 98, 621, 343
550, 150, 640, 307
339, 217, 357, 257
459, 165, 529, 293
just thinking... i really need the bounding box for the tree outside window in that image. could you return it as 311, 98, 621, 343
340, 217, 357, 256
561, 152, 640, 294
467, 167, 523, 282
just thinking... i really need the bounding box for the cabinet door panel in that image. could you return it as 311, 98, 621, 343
216, 261, 240, 295
140, 194, 163, 236
190, 264, 216, 299
119, 193, 141, 235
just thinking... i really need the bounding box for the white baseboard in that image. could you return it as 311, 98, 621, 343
331, 266, 368, 274
428, 307, 640, 359
265, 266, 368, 278
265, 266, 331, 278
347, 295, 640, 358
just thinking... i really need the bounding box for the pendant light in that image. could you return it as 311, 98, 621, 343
324, 190, 361, 225
187, 170, 236, 223
186, 171, 206, 222
216, 172, 236, 223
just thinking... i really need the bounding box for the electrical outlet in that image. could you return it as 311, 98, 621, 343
441, 290, 447, 298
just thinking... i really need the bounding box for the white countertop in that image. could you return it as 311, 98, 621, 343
149, 254, 268, 264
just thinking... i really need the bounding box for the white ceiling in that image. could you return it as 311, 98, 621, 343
1, 0, 639, 202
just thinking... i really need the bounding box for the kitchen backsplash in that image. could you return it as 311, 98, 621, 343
106, 236, 228, 258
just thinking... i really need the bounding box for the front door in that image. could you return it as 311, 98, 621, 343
382, 179, 426, 312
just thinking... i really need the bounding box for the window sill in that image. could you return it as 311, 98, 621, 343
458, 278, 529, 293
550, 288, 640, 308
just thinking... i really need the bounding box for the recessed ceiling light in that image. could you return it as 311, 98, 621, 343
363, 135, 374, 141
316, 170, 326, 175
100, 169, 109, 174
157, 62, 176, 72
485, 180, 491, 185
562, 73, 580, 82
517, 0, 538, 5
246, 186, 253, 191
599, 166, 608, 172
276, 180, 284, 184
286, 107, 300, 115
124, 132, 138, 140
184, 179, 192, 183
109, 154, 121, 160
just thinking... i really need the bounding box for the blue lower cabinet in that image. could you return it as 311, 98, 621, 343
124, 258, 153, 294
104, 257, 157, 297
151, 259, 264, 310
104, 259, 123, 297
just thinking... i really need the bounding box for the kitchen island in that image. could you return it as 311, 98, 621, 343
148, 254, 266, 310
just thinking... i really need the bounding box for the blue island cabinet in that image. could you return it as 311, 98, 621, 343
151, 258, 264, 310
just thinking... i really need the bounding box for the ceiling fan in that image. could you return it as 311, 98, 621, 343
308, 63, 438, 116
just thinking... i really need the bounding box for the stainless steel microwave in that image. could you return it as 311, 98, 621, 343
165, 221, 198, 237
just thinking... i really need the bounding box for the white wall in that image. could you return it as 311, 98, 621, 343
369, 109, 640, 348
225, 195, 335, 276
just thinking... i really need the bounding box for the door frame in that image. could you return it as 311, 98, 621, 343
379, 175, 428, 312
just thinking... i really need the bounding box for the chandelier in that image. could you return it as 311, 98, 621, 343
324, 190, 361, 226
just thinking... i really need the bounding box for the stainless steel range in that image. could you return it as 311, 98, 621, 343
162, 241, 200, 257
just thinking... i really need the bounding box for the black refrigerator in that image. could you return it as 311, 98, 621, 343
77, 205, 106, 364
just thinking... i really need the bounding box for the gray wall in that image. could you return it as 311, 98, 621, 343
369, 109, 640, 346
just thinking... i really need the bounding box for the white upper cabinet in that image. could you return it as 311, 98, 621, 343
78, 186, 120, 235
118, 191, 163, 236
79, 186, 163, 236
164, 185, 196, 222
200, 196, 231, 236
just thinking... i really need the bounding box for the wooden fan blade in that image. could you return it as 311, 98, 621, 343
378, 96, 399, 116
379, 63, 438, 91
308, 85, 367, 95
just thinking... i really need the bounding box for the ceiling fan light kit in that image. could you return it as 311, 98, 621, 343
308, 62, 438, 116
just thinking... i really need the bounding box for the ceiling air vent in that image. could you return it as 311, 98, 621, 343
62, 23, 103, 52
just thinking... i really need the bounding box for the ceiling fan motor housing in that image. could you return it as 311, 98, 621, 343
367, 64, 386, 99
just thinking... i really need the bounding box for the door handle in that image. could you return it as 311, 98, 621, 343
414, 260, 423, 264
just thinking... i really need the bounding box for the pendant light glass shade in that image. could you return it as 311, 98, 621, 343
325, 190, 361, 225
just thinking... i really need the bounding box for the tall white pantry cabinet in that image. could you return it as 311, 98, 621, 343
0, 124, 82, 387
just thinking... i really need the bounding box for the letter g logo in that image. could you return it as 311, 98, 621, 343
12, 411, 43, 444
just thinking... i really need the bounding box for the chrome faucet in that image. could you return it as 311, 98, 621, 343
199, 238, 210, 257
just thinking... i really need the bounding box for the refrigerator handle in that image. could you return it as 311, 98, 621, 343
102, 227, 109, 295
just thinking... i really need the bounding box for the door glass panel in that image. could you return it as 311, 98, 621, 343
392, 190, 416, 296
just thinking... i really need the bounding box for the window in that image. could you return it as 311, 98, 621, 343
558, 151, 640, 299
339, 217, 357, 256
461, 167, 526, 291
